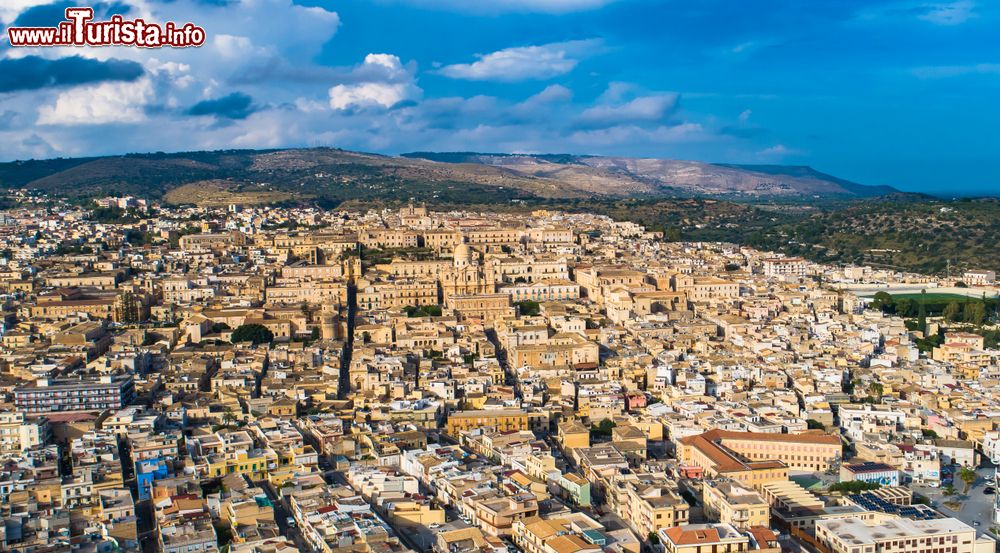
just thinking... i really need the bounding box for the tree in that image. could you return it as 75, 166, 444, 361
958, 466, 977, 493
917, 292, 927, 333
868, 381, 884, 401
591, 418, 616, 437
806, 419, 825, 430
829, 481, 880, 493
515, 300, 541, 317
943, 301, 962, 322
404, 304, 442, 318
222, 406, 238, 427
231, 323, 274, 345
871, 292, 893, 312
965, 302, 986, 326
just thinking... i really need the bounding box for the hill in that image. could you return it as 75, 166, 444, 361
746, 198, 1000, 275
0, 147, 895, 203
403, 152, 898, 199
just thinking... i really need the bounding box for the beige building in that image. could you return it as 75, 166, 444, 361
508, 333, 600, 373
446, 409, 529, 435
658, 523, 749, 553
448, 293, 514, 323
680, 429, 842, 475
558, 420, 591, 449
702, 479, 770, 530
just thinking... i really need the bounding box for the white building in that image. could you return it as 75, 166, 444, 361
816, 516, 993, 553
963, 270, 996, 286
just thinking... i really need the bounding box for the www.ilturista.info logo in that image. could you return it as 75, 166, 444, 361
8, 7, 206, 48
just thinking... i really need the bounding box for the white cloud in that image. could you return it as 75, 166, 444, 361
738, 109, 752, 123
579, 93, 679, 126
518, 85, 573, 108
328, 54, 421, 110
330, 83, 414, 110
437, 39, 601, 82
758, 144, 803, 158
0, 0, 51, 25
38, 79, 155, 126
213, 35, 269, 59
917, 0, 976, 25
1, 3, 763, 166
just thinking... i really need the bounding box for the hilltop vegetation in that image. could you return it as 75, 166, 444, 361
746, 198, 1000, 275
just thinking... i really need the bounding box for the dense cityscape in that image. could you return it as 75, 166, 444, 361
0, 192, 998, 553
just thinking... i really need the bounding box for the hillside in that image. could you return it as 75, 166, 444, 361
0, 147, 895, 203
747, 198, 1000, 274
403, 152, 897, 198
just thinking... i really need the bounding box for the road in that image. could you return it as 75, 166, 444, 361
260, 479, 307, 550
912, 465, 997, 532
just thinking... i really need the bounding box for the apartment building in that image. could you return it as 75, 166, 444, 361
762, 257, 807, 278
702, 479, 771, 530
14, 375, 136, 414
0, 411, 49, 453
446, 409, 530, 435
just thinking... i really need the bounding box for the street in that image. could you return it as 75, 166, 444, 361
912, 465, 997, 533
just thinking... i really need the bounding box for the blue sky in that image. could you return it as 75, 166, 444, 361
0, 0, 997, 195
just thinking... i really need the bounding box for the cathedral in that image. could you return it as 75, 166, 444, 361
441, 244, 494, 300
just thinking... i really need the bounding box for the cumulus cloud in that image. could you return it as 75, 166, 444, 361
0, 56, 143, 92
511, 84, 573, 118
437, 39, 601, 82
579, 93, 679, 126
1, 0, 62, 24
11, 1, 130, 27
328, 54, 421, 110
0, 1, 769, 165
37, 78, 155, 125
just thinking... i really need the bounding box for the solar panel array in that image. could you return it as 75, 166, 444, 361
847, 492, 943, 521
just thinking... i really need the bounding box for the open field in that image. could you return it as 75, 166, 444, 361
890, 293, 980, 302
843, 285, 1000, 299
163, 180, 302, 206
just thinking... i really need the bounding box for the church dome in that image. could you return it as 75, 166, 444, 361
453, 243, 474, 267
